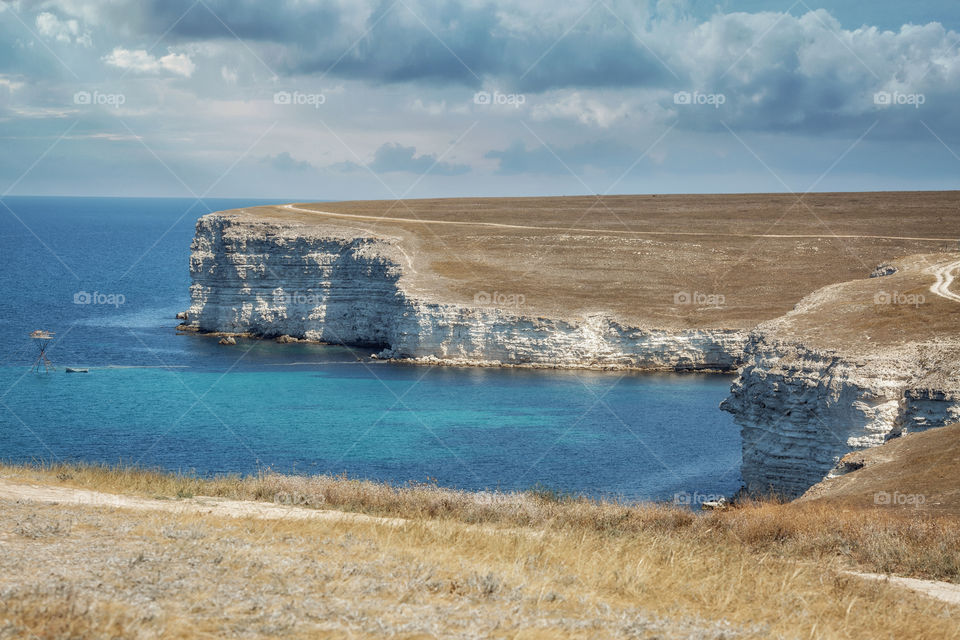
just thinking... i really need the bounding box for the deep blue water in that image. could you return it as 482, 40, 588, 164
0, 196, 741, 501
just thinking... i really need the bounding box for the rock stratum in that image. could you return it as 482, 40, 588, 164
182, 194, 960, 497
722, 254, 960, 496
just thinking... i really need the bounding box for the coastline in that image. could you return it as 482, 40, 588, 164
181, 196, 960, 498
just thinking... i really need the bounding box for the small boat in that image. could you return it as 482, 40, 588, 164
65, 368, 89, 374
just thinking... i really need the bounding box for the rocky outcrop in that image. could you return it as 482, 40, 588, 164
721, 256, 960, 497
186, 213, 746, 370
721, 338, 960, 497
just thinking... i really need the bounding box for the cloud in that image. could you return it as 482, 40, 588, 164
6, 1, 960, 196
106, 0, 671, 90
24, 2, 960, 135
485, 139, 647, 175
531, 92, 633, 128
261, 152, 315, 172
220, 66, 238, 85
662, 10, 960, 133
0, 75, 24, 92
102, 48, 196, 77
35, 11, 91, 46
368, 143, 470, 175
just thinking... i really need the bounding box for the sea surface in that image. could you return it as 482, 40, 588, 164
0, 196, 742, 502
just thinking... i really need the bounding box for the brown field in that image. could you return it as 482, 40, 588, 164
230, 191, 960, 329
1, 462, 959, 639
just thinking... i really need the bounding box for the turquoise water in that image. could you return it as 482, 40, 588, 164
0, 197, 741, 501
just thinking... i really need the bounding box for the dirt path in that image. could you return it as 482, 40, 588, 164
283, 204, 960, 243
0, 478, 404, 526
931, 259, 960, 303
846, 571, 960, 606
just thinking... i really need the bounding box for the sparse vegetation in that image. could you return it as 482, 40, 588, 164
4, 460, 960, 583
1, 461, 958, 638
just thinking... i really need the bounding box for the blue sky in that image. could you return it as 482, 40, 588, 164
1, 0, 960, 199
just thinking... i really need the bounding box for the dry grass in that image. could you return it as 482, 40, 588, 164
6, 461, 960, 583
2, 461, 959, 638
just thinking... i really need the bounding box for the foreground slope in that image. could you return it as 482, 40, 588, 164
1, 463, 959, 639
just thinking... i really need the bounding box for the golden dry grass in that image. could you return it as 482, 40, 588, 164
1, 462, 959, 638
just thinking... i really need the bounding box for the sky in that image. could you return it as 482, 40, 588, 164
2, 0, 960, 199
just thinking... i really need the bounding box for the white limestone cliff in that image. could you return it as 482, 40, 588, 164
185, 213, 746, 371
721, 338, 960, 497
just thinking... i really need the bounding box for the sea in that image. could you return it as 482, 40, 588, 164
0, 196, 742, 502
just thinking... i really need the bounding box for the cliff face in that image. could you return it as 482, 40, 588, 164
188, 215, 407, 347
721, 338, 960, 497
187, 214, 746, 370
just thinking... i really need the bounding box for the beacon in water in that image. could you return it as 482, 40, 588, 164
29, 330, 55, 373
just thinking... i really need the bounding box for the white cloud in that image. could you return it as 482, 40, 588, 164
0, 76, 25, 92
221, 66, 238, 85
666, 10, 960, 125
35, 11, 91, 46
410, 98, 448, 116
531, 92, 632, 128
103, 48, 196, 77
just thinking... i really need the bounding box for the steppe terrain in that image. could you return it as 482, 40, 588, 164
239, 192, 960, 329
1, 462, 959, 639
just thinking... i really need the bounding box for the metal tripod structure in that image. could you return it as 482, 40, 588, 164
30, 330, 55, 373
